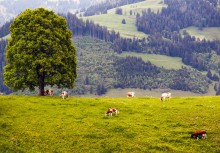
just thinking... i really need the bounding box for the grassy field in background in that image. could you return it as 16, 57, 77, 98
104, 87, 216, 98
180, 26, 220, 41
1, 96, 220, 152
81, 0, 166, 39
107, 0, 167, 15
81, 0, 220, 41
118, 52, 190, 70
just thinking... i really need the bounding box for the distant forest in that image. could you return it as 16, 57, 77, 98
0, 0, 220, 95
0, 40, 11, 94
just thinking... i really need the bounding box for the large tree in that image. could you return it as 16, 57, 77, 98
4, 8, 77, 95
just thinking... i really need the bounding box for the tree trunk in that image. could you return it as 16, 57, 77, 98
38, 73, 45, 96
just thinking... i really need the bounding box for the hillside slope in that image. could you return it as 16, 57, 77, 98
81, 0, 166, 38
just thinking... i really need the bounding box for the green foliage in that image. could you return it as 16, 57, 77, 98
0, 96, 220, 152
3, 8, 77, 94
72, 37, 117, 95
114, 57, 209, 93
118, 52, 189, 70
6, 36, 211, 95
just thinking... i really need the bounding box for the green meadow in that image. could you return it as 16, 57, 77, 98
81, 0, 166, 39
1, 96, 220, 152
81, 1, 220, 41
118, 52, 190, 70
180, 26, 220, 41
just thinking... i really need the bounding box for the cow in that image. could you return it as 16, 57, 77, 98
191, 130, 207, 140
105, 108, 119, 116
160, 92, 171, 101
48, 90, 53, 96
127, 92, 135, 97
61, 91, 69, 100
44, 90, 49, 95
44, 89, 53, 96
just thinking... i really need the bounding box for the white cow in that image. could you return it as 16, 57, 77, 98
160, 92, 171, 101
127, 92, 135, 97
61, 91, 69, 100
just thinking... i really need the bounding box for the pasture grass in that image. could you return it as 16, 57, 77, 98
118, 52, 191, 70
0, 95, 220, 152
81, 0, 166, 39
180, 26, 220, 41
104, 87, 216, 98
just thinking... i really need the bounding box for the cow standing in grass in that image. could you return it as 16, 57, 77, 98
191, 130, 207, 140
127, 92, 135, 97
44, 89, 53, 96
105, 108, 119, 116
61, 91, 69, 100
160, 92, 171, 101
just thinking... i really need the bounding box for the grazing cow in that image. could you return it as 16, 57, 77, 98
61, 91, 69, 100
0, 92, 4, 95
44, 89, 53, 96
160, 92, 171, 101
44, 90, 49, 95
105, 108, 119, 116
191, 130, 207, 140
48, 90, 53, 96
127, 92, 135, 97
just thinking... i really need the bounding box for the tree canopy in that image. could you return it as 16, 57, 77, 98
4, 8, 77, 95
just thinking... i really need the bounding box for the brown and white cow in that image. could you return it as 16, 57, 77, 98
61, 91, 69, 100
105, 108, 119, 116
127, 92, 135, 97
191, 130, 207, 140
44, 89, 53, 96
160, 92, 171, 101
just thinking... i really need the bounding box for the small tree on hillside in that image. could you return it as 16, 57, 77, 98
4, 8, 77, 96
115, 8, 123, 15
122, 19, 126, 24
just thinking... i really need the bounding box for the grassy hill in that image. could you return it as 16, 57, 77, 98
180, 27, 220, 41
118, 52, 191, 70
81, 0, 220, 41
0, 95, 220, 152
81, 0, 166, 39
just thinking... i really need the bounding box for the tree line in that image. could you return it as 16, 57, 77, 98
64, 12, 220, 73
136, 0, 220, 34
0, 40, 11, 94
114, 56, 210, 94
64, 13, 146, 53
0, 21, 11, 38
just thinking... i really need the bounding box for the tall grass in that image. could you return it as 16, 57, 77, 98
0, 96, 220, 152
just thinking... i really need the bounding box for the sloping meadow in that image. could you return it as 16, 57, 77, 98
0, 95, 219, 152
